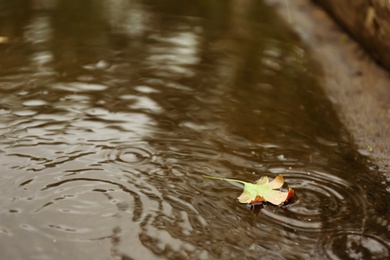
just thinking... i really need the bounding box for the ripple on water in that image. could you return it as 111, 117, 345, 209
22, 100, 48, 106
13, 110, 38, 116
50, 82, 108, 92
322, 232, 390, 259
258, 169, 368, 233
23, 176, 143, 237
101, 143, 157, 168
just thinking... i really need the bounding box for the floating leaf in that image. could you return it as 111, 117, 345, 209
204, 174, 294, 206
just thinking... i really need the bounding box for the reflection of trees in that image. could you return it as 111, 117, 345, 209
50, 0, 107, 75
104, 0, 149, 37
0, 0, 31, 38
0, 1, 32, 70
2, 0, 318, 153
0, 0, 339, 154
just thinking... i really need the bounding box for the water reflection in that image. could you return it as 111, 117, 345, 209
0, 0, 389, 259
104, 0, 149, 37
146, 31, 200, 78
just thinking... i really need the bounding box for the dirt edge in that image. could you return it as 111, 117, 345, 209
313, 0, 390, 72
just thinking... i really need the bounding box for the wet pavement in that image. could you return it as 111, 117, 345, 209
267, 0, 390, 179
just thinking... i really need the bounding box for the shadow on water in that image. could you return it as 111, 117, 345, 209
0, 0, 389, 259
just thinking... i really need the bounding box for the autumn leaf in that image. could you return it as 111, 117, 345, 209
203, 174, 294, 206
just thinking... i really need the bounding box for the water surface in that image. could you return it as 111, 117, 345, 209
0, 0, 389, 259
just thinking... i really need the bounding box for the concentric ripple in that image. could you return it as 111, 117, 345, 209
322, 232, 390, 259
18, 176, 142, 239
259, 169, 369, 232
102, 143, 157, 168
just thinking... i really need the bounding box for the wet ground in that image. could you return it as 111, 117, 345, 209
267, 0, 390, 178
0, 0, 389, 259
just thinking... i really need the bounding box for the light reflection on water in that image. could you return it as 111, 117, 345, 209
0, 0, 389, 259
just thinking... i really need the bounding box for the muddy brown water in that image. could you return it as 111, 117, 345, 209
0, 0, 389, 259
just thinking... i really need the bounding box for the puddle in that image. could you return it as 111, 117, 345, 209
0, 0, 389, 259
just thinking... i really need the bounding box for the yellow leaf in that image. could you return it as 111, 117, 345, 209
204, 174, 294, 206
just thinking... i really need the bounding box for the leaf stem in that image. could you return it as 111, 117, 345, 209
203, 175, 247, 185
